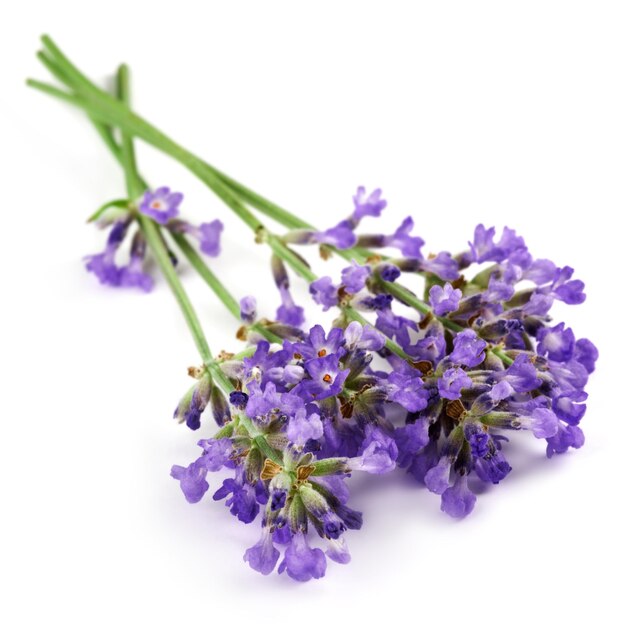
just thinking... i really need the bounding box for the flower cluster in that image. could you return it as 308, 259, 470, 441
85, 187, 223, 291
172, 320, 401, 581
169, 188, 597, 582
30, 38, 599, 586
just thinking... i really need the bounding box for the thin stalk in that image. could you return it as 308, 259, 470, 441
65, 66, 279, 346
116, 64, 213, 364
29, 39, 502, 367
491, 347, 514, 366
170, 231, 283, 344
170, 232, 240, 318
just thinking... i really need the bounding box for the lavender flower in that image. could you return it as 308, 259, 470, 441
449, 330, 487, 367
119, 231, 153, 292
341, 261, 371, 294
239, 296, 257, 324
196, 220, 223, 256
244, 528, 280, 575
278, 533, 326, 582
139, 186, 183, 224
384, 217, 425, 258
438, 367, 472, 400
170, 460, 210, 503
429, 282, 462, 316
84, 218, 129, 286
168, 215, 597, 578
352, 186, 387, 221
315, 221, 357, 249
441, 475, 476, 519
309, 276, 339, 310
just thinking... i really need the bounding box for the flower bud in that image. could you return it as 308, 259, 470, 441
173, 374, 212, 430
309, 457, 349, 476
210, 386, 231, 426
298, 484, 331, 517
288, 493, 307, 533
244, 447, 263, 485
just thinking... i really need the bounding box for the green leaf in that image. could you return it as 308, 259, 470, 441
86, 198, 130, 223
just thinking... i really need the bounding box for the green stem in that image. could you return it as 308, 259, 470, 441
28, 70, 431, 364
170, 232, 240, 319
116, 64, 213, 364
491, 347, 514, 366
266, 234, 317, 283
65, 64, 280, 347
170, 231, 283, 344
30, 39, 511, 368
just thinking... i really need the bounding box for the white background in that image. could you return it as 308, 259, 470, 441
1, 1, 623, 624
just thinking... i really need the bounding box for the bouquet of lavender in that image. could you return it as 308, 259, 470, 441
29, 36, 598, 582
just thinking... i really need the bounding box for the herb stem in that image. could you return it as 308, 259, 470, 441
116, 64, 213, 365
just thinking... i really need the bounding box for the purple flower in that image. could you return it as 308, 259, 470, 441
438, 367, 472, 400
420, 252, 460, 281
356, 293, 393, 311
278, 533, 326, 582
449, 330, 487, 367
276, 286, 305, 327
379, 263, 401, 282
469, 225, 526, 264
299, 354, 349, 400
553, 392, 587, 426
429, 282, 462, 316
341, 261, 371, 294
326, 537, 351, 564
170, 460, 209, 503
286, 408, 323, 447
245, 381, 298, 421
537, 323, 575, 362
240, 296, 257, 324
394, 419, 430, 467
197, 220, 223, 257
352, 186, 387, 221
344, 321, 386, 352
424, 457, 452, 494
139, 186, 183, 224
385, 368, 429, 412
197, 438, 233, 470
271, 255, 305, 327
119, 258, 153, 292
525, 259, 558, 285
498, 354, 540, 393
118, 231, 153, 292
441, 474, 476, 518
347, 426, 398, 474
466, 427, 512, 484
574, 338, 599, 374
173, 376, 212, 431
551, 266, 586, 305
384, 217, 425, 258
485, 276, 514, 303
295, 325, 346, 360
229, 391, 249, 410
270, 489, 288, 512
528, 407, 559, 438
546, 423, 585, 457
213, 477, 259, 523
465, 424, 490, 458
309, 276, 339, 310
408, 328, 447, 365
84, 219, 129, 286
315, 221, 357, 249
244, 528, 280, 576
474, 450, 512, 484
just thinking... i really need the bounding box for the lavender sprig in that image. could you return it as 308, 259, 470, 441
29, 38, 599, 584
